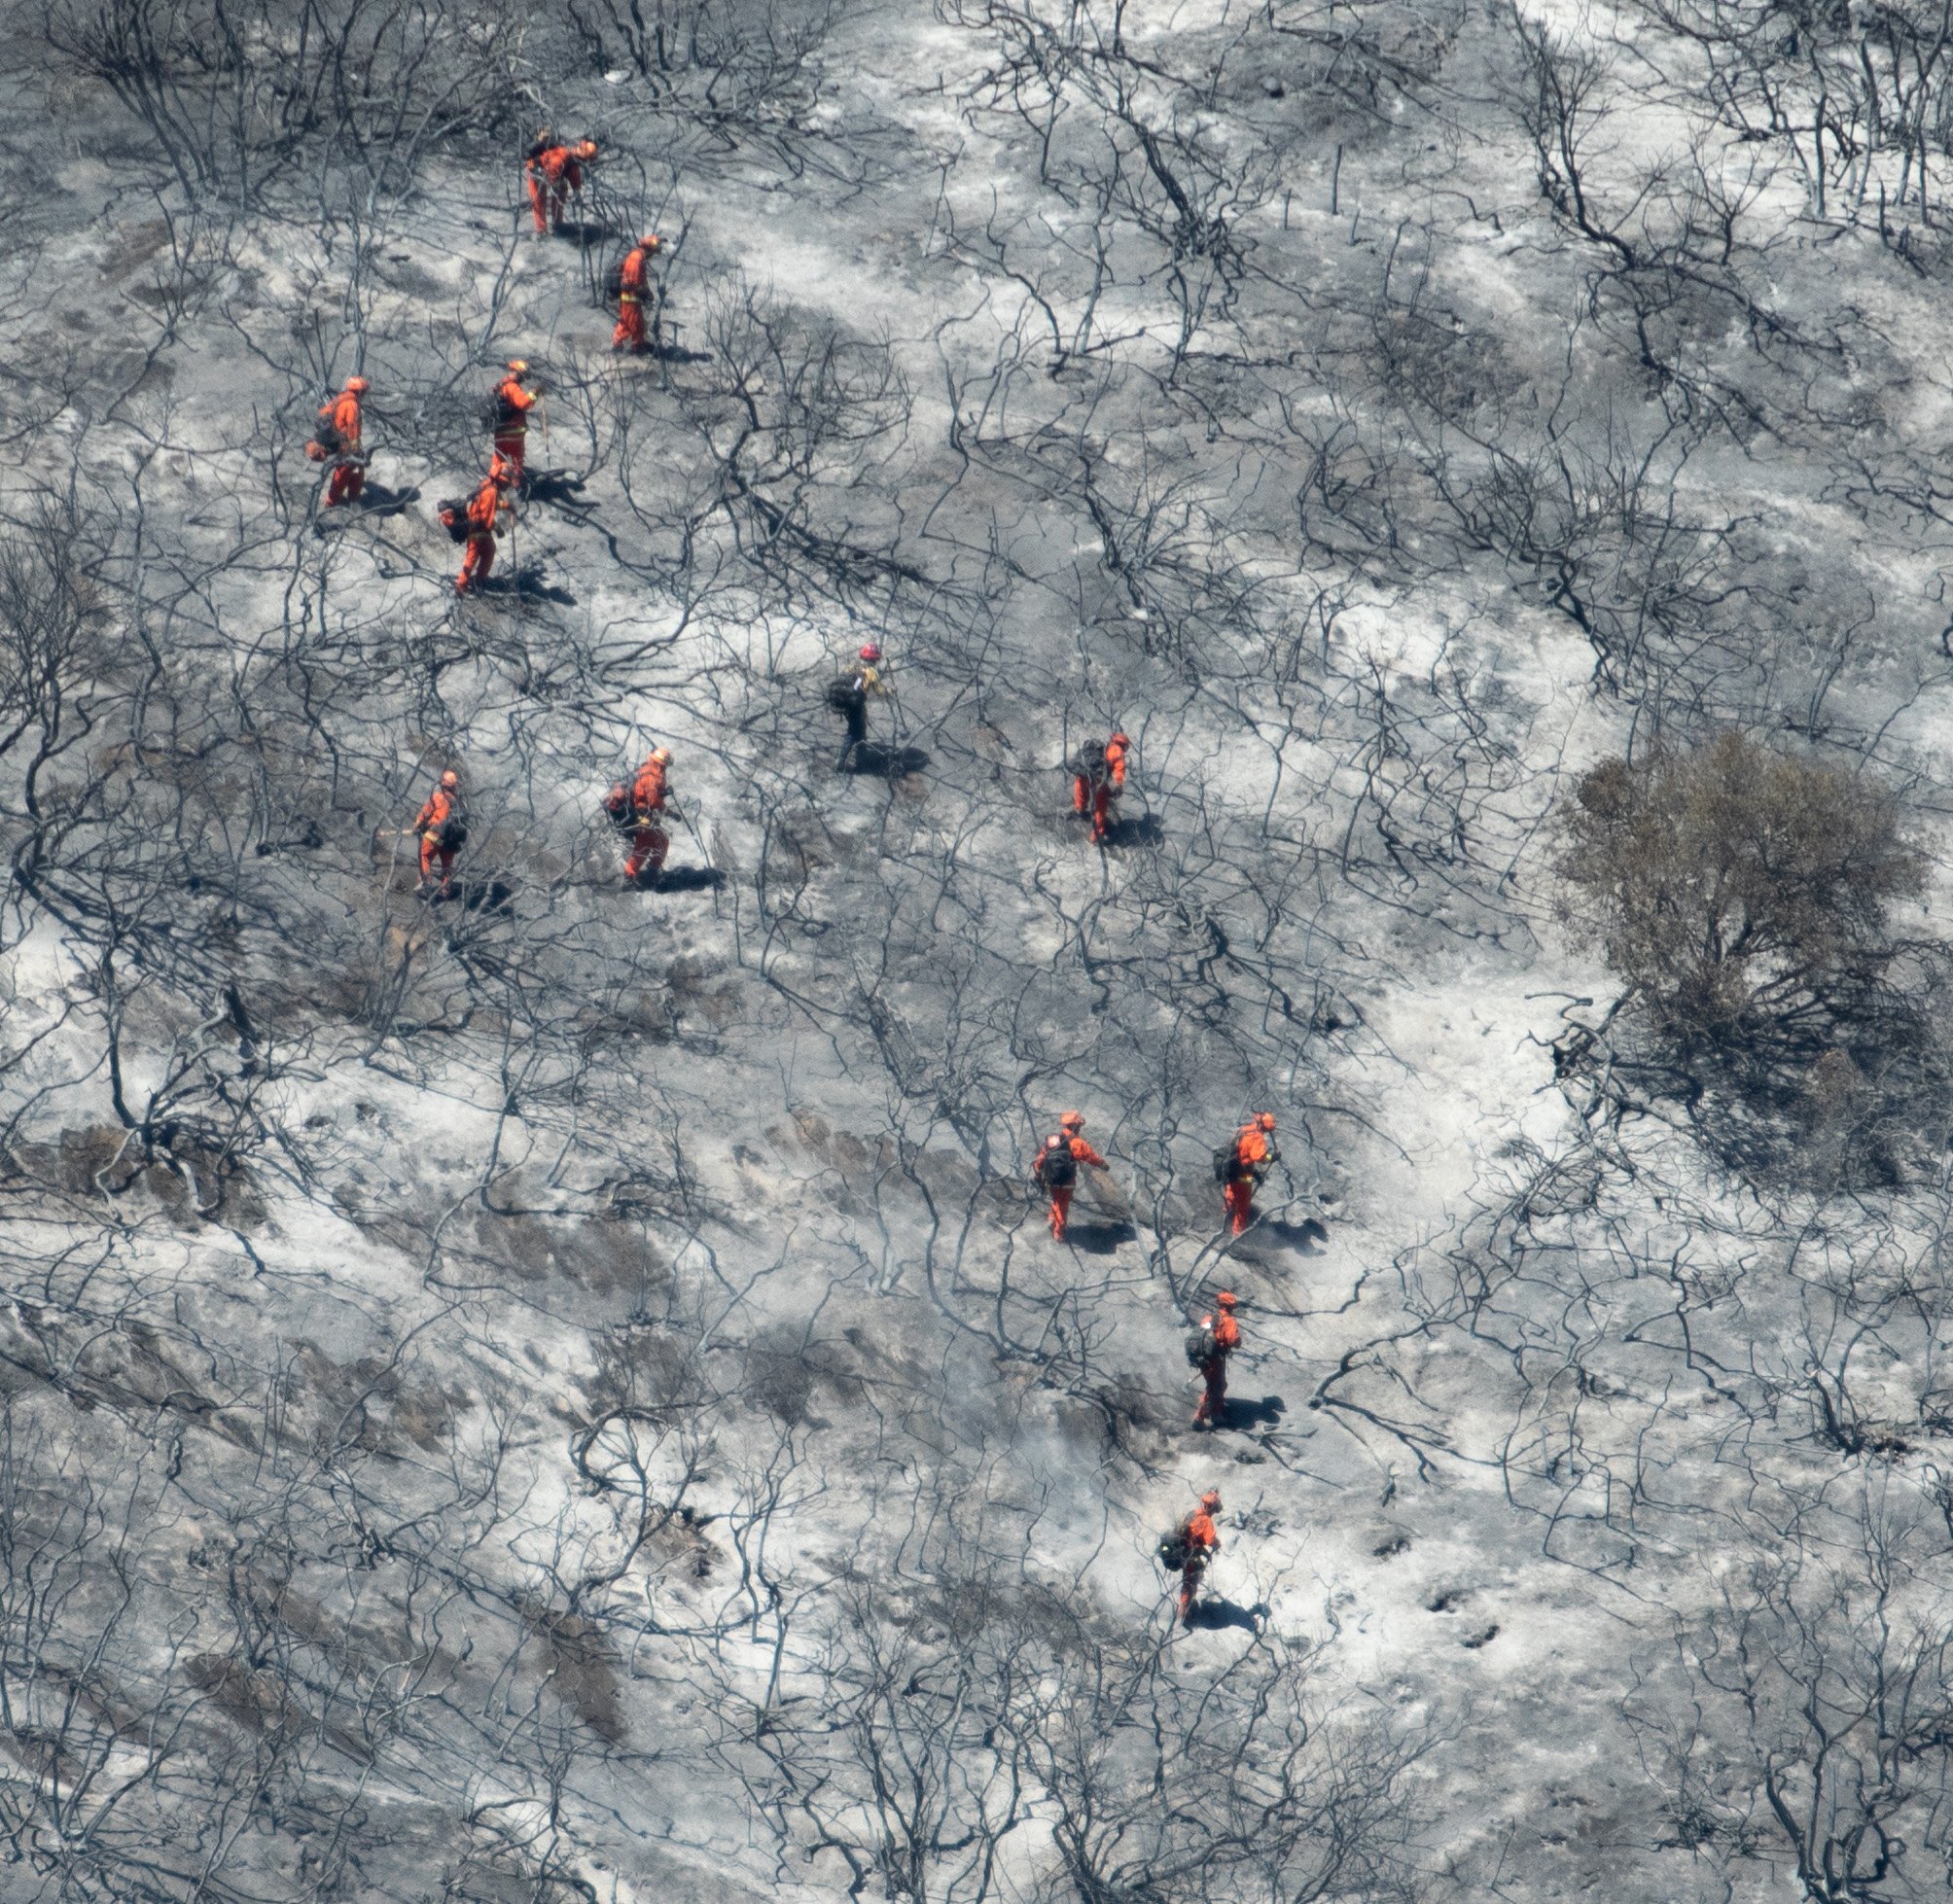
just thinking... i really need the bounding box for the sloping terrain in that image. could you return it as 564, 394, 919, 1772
7, 0, 1953, 1897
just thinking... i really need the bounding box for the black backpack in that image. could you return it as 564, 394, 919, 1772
314, 419, 345, 456
1157, 1528, 1189, 1571
437, 499, 472, 545
602, 784, 635, 831
602, 259, 624, 301
1035, 1142, 1076, 1189
1185, 1324, 1215, 1369
526, 137, 553, 163
826, 676, 865, 713
1212, 1144, 1235, 1183
1073, 739, 1107, 779
438, 809, 469, 852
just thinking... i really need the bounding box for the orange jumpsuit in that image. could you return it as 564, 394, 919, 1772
414, 785, 460, 890
613, 244, 653, 353
1071, 768, 1101, 834
1073, 735, 1128, 842
1191, 1309, 1241, 1427
622, 758, 670, 883
1032, 1132, 1106, 1239
491, 376, 537, 474
320, 389, 364, 506
455, 476, 505, 594
526, 145, 584, 232
1178, 1507, 1220, 1623
1224, 1124, 1273, 1235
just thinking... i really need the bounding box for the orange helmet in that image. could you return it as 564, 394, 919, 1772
640, 233, 662, 251
1255, 1111, 1276, 1131
575, 139, 597, 159
1059, 1111, 1084, 1130
345, 374, 369, 394
1216, 1290, 1236, 1308
1110, 729, 1128, 744
488, 453, 515, 485
440, 769, 460, 789
1200, 1490, 1221, 1510
507, 358, 529, 375
649, 748, 671, 765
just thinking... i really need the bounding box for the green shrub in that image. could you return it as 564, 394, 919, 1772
1556, 732, 1925, 1049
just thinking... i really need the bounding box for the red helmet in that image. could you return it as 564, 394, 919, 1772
1059, 1111, 1083, 1130
1110, 729, 1129, 744
859, 643, 881, 661
345, 374, 370, 394
1200, 1490, 1221, 1510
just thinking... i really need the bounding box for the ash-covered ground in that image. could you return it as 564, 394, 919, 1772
6, 0, 1953, 1897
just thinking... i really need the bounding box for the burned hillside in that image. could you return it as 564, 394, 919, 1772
6, 0, 1953, 1898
